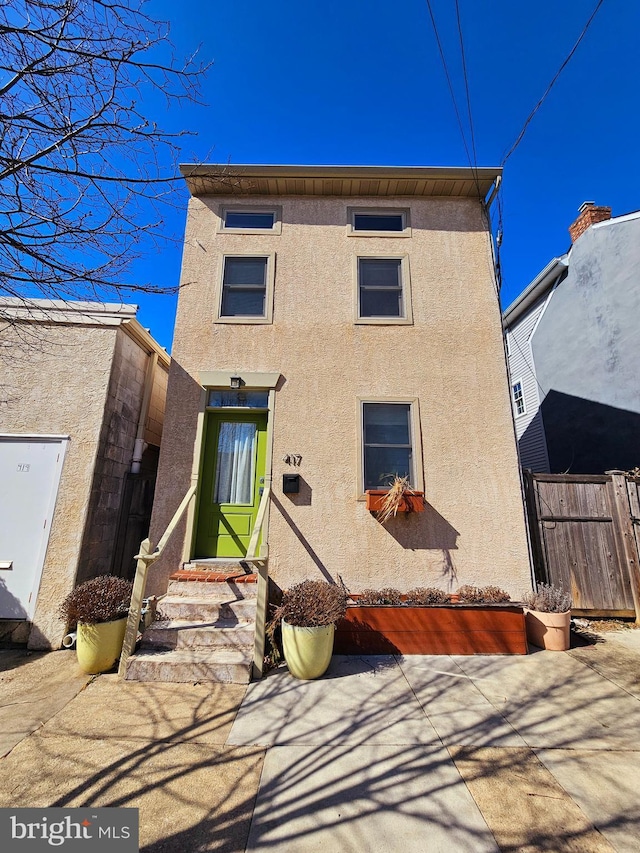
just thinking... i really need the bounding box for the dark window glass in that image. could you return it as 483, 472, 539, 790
363, 403, 413, 490
353, 213, 404, 232
358, 258, 402, 318
221, 257, 267, 317
225, 211, 275, 229
208, 390, 269, 408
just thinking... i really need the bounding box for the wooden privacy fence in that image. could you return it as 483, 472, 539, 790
523, 471, 640, 620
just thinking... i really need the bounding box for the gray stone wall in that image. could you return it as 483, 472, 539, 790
75, 328, 149, 583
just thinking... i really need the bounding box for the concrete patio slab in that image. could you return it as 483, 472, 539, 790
0, 650, 89, 757
569, 638, 640, 700
227, 656, 440, 746
36, 674, 246, 745
450, 746, 615, 853
453, 651, 640, 750
397, 656, 526, 748
536, 748, 640, 853
246, 744, 499, 852
0, 730, 265, 853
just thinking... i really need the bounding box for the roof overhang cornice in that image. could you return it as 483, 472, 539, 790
180, 163, 502, 201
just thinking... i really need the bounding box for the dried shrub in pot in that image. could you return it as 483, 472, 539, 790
272, 579, 348, 628
59, 575, 133, 627
522, 583, 572, 613
456, 585, 485, 604
478, 586, 511, 603
405, 587, 449, 605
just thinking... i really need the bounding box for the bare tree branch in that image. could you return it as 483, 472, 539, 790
0, 0, 207, 311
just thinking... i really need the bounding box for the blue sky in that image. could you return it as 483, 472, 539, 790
133, 0, 640, 351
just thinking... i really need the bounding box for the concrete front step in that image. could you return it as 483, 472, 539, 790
167, 579, 258, 599
141, 619, 255, 650
156, 595, 257, 622
124, 648, 253, 684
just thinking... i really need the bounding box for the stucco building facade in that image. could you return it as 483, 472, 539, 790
148, 165, 532, 602
0, 299, 169, 647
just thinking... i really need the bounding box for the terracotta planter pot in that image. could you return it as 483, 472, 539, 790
335, 604, 528, 655
365, 489, 425, 514
76, 617, 128, 674
525, 609, 571, 651
281, 620, 335, 680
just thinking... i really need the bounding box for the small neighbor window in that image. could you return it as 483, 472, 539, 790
348, 207, 410, 236
218, 255, 274, 323
219, 206, 281, 234
357, 257, 411, 323
362, 402, 414, 491
512, 381, 525, 416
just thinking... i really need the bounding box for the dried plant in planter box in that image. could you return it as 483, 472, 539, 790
376, 476, 420, 524
457, 585, 511, 604
358, 588, 403, 605
405, 587, 449, 605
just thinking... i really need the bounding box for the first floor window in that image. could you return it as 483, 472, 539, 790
362, 402, 413, 490
221, 256, 268, 318
512, 381, 525, 416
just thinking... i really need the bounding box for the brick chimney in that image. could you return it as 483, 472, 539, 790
569, 201, 612, 243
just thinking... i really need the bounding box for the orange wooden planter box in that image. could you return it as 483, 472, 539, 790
334, 604, 528, 655
365, 489, 425, 513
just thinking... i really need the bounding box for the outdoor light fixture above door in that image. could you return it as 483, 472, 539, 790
230, 375, 243, 389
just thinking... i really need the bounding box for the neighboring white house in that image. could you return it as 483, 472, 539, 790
503, 202, 640, 473
0, 298, 169, 648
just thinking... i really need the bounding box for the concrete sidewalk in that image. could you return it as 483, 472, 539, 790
0, 632, 639, 852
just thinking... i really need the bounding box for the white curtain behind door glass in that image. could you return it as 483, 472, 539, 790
214, 422, 256, 504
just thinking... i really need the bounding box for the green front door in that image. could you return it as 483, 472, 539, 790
195, 412, 268, 558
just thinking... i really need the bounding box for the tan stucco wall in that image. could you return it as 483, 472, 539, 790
0, 323, 117, 646
150, 195, 532, 599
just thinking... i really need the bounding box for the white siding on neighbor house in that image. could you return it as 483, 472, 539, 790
506, 297, 550, 472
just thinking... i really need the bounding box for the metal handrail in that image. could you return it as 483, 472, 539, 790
118, 483, 197, 676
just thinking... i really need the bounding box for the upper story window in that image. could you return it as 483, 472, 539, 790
355, 256, 412, 325
219, 206, 282, 234
218, 254, 275, 324
348, 207, 411, 237
362, 402, 414, 491
512, 381, 525, 416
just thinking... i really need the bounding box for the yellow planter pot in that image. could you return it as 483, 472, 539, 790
525, 609, 571, 651
76, 617, 128, 674
281, 620, 335, 680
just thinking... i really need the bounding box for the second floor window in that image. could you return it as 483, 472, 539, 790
220, 256, 270, 320
358, 257, 406, 319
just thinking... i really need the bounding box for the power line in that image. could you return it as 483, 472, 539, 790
424, 0, 475, 173
501, 0, 606, 165
454, 0, 478, 175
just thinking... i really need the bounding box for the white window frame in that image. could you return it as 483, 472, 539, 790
216, 253, 275, 325
512, 380, 526, 417
356, 397, 423, 498
347, 207, 411, 237
218, 206, 282, 235
353, 255, 413, 325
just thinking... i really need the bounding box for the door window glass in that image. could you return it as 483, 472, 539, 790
214, 421, 257, 504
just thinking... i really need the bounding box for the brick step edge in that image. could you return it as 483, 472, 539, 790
169, 570, 258, 583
